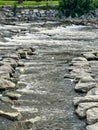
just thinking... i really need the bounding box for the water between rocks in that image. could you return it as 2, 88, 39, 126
0, 21, 98, 130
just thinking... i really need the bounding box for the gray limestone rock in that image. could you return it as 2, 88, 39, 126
86, 122, 98, 130
0, 103, 22, 121
5, 91, 21, 100
76, 102, 98, 118
0, 79, 16, 90
87, 88, 98, 95
75, 82, 96, 92
73, 95, 98, 106
86, 107, 98, 124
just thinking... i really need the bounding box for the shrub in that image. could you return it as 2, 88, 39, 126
59, 0, 94, 17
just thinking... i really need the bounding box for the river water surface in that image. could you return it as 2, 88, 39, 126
0, 21, 98, 130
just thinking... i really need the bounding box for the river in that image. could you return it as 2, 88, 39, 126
0, 21, 98, 130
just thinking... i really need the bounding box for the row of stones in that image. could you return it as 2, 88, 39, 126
0, 47, 35, 121
5, 8, 59, 20
64, 52, 98, 130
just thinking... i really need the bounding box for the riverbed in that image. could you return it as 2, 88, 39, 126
0, 21, 98, 130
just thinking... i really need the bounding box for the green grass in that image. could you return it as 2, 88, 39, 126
0, 0, 59, 6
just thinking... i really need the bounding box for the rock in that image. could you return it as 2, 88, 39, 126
2, 53, 20, 60
71, 61, 90, 67
5, 91, 21, 100
80, 76, 95, 83
86, 107, 98, 124
75, 82, 96, 92
0, 96, 14, 105
86, 122, 98, 130
0, 79, 16, 90
82, 53, 97, 60
73, 95, 98, 106
2, 58, 18, 68
87, 88, 98, 95
0, 103, 22, 121
17, 50, 29, 59
72, 57, 87, 62
0, 71, 10, 79
0, 64, 15, 74
76, 102, 98, 118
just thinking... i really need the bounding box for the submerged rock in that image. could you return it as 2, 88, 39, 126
86, 107, 98, 124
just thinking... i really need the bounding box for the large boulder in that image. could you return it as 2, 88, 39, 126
86, 107, 98, 124
0, 79, 16, 90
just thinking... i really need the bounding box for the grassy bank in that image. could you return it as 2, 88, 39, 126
0, 0, 59, 6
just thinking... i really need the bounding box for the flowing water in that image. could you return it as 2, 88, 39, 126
0, 21, 98, 130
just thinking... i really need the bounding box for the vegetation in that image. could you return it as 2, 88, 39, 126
59, 0, 98, 17
0, 0, 59, 6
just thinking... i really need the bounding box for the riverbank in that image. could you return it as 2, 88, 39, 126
0, 6, 98, 26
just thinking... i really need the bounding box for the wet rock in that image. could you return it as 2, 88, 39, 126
70, 61, 90, 67
17, 50, 29, 59
0, 64, 15, 74
72, 57, 87, 62
73, 95, 98, 106
75, 82, 96, 92
0, 96, 14, 105
2, 58, 18, 68
86, 107, 98, 124
0, 79, 16, 90
5, 91, 21, 100
87, 88, 98, 95
86, 122, 98, 130
0, 103, 22, 121
76, 102, 98, 118
0, 71, 10, 79
80, 76, 95, 83
2, 53, 20, 60
82, 53, 97, 60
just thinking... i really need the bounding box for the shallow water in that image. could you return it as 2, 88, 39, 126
0, 21, 98, 130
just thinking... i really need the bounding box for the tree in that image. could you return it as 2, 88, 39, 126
59, 0, 93, 17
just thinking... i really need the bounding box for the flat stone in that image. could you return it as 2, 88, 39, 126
86, 107, 98, 124
72, 57, 87, 62
75, 82, 96, 92
2, 53, 20, 60
87, 88, 98, 95
0, 96, 14, 105
0, 79, 16, 90
0, 71, 10, 79
5, 91, 21, 100
76, 102, 98, 118
2, 58, 18, 68
82, 53, 97, 60
0, 103, 22, 121
86, 122, 98, 130
73, 95, 98, 106
0, 64, 14, 74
